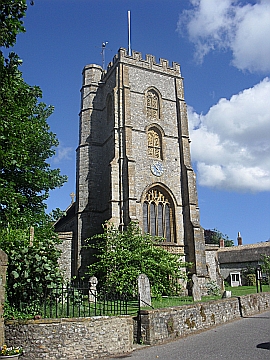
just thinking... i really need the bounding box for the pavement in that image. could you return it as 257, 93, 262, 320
105, 310, 270, 360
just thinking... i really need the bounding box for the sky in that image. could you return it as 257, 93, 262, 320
10, 0, 270, 245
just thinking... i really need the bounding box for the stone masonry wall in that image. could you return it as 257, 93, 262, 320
240, 292, 270, 316
57, 231, 73, 281
5, 316, 133, 360
5, 293, 270, 358
140, 292, 270, 345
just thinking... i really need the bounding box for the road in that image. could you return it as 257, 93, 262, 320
107, 310, 270, 360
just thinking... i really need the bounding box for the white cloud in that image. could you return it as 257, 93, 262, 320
188, 78, 270, 192
52, 143, 73, 164
178, 0, 270, 73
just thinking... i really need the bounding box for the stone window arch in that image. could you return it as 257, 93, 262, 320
143, 187, 175, 242
148, 127, 162, 159
146, 89, 160, 119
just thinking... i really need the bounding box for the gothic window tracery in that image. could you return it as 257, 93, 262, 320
148, 128, 162, 159
147, 89, 160, 119
143, 187, 175, 242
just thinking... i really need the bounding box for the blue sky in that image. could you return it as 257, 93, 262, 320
11, 0, 270, 245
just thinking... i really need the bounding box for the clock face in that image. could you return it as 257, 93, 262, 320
151, 161, 164, 177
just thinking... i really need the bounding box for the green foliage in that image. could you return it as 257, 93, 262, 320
0, 225, 64, 308
0, 53, 67, 227
49, 208, 66, 222
246, 274, 256, 286
3, 297, 39, 320
0, 1, 67, 227
0, 0, 27, 48
204, 228, 234, 247
205, 280, 221, 296
86, 222, 188, 297
241, 264, 256, 285
0, 1, 66, 319
261, 254, 270, 284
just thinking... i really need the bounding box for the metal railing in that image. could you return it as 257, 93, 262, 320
9, 282, 139, 319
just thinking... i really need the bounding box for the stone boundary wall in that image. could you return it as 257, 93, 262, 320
140, 292, 270, 345
240, 292, 270, 316
5, 316, 133, 359
4, 293, 270, 358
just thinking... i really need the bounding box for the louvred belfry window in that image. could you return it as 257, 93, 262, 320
148, 129, 161, 159
147, 89, 160, 119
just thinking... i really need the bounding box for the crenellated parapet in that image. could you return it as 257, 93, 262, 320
105, 48, 181, 78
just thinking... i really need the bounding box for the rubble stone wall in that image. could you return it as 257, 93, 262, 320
5, 316, 134, 359
5, 292, 270, 358
140, 292, 270, 345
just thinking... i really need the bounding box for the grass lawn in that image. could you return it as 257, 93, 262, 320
225, 284, 270, 296
149, 294, 220, 309
147, 285, 270, 309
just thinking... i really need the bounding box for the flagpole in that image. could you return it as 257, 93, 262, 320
128, 11, 131, 56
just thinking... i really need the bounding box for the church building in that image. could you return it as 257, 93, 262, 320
55, 48, 207, 282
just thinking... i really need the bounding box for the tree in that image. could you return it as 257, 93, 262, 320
261, 255, 270, 284
0, 1, 67, 317
0, 0, 27, 48
86, 222, 188, 297
0, 1, 67, 227
204, 229, 234, 247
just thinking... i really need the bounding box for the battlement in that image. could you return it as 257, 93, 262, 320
105, 48, 181, 78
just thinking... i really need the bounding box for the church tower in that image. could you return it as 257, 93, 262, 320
76, 48, 207, 279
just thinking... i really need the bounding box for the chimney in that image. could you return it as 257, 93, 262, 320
237, 232, 242, 246
219, 238, 225, 248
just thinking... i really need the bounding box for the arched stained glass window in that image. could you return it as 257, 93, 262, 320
148, 129, 162, 159
147, 89, 160, 119
157, 204, 163, 237
143, 188, 175, 242
150, 203, 156, 236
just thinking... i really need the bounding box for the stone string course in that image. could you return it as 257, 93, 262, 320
5, 293, 270, 359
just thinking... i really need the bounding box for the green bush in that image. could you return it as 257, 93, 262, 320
0, 226, 64, 309
205, 280, 221, 296
86, 222, 189, 297
246, 273, 256, 286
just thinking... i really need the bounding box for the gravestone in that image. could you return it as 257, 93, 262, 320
191, 274, 201, 302
137, 274, 151, 307
222, 290, 231, 298
88, 276, 98, 303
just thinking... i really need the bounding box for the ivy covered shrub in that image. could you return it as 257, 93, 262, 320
0, 225, 64, 317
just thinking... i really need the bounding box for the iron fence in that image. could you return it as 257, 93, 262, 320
9, 282, 140, 319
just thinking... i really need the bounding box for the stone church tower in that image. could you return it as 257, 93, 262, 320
55, 48, 207, 281
74, 48, 207, 279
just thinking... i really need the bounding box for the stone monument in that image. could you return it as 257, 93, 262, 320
191, 274, 201, 302
88, 276, 98, 303
137, 274, 151, 307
